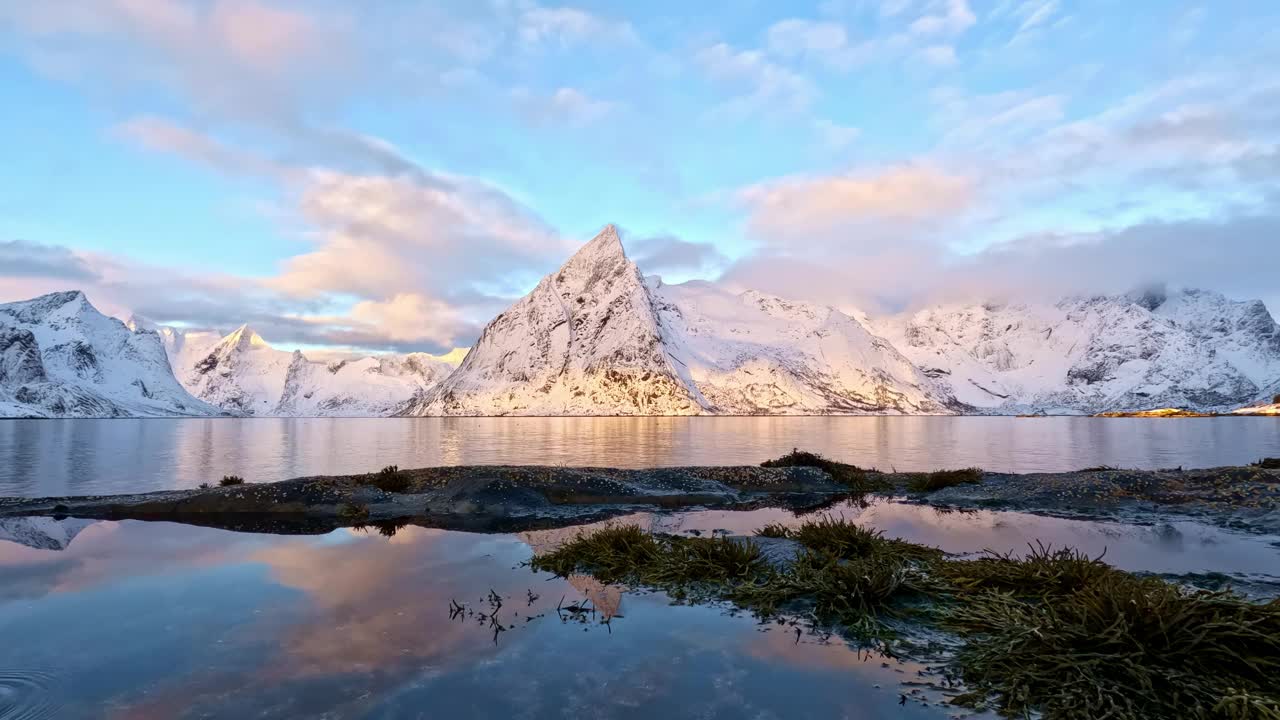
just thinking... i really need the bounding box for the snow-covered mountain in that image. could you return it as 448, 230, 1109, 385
407, 225, 707, 415
274, 351, 457, 416
877, 289, 1280, 414
153, 323, 463, 416
403, 226, 957, 416
7, 232, 1277, 419
167, 324, 295, 416
651, 280, 954, 414
0, 291, 219, 418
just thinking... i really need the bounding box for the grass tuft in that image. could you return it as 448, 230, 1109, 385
219, 475, 245, 487
359, 465, 411, 493
944, 577, 1280, 719
761, 515, 942, 563
761, 449, 889, 492
904, 468, 983, 493
534, 516, 1280, 719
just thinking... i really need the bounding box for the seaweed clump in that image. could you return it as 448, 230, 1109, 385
904, 468, 983, 493
360, 465, 411, 493
943, 574, 1280, 719
761, 449, 889, 492
534, 518, 1280, 720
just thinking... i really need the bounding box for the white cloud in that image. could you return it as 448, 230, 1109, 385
814, 119, 862, 150
510, 87, 618, 126
516, 5, 637, 48
918, 44, 957, 66
909, 0, 976, 36
695, 42, 817, 115
765, 18, 872, 70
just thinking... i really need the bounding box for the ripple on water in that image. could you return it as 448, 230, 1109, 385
0, 671, 60, 720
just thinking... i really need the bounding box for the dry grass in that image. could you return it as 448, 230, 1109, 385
219, 475, 245, 487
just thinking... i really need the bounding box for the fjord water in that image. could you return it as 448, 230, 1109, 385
2, 416, 1279, 497
4, 500, 1278, 719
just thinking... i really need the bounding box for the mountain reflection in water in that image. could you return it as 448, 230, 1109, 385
0, 518, 964, 719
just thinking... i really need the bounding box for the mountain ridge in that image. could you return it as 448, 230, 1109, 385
4, 227, 1279, 417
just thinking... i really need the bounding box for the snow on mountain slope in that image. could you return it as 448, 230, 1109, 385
175, 325, 295, 416
406, 225, 706, 416
878, 292, 1280, 414
1149, 288, 1280, 396
274, 351, 458, 416
0, 292, 219, 418
0, 517, 97, 551
405, 226, 958, 416
651, 280, 955, 414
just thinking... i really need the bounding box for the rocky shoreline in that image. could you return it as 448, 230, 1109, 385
2, 454, 1277, 535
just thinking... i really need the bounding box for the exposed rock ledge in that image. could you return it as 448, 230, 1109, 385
2, 458, 1278, 535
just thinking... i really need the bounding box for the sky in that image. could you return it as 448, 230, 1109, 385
1, 0, 1278, 355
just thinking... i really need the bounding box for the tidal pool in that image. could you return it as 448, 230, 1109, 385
1, 500, 1277, 718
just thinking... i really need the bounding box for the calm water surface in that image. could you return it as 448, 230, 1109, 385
0, 516, 954, 720
2, 416, 1278, 497
3, 499, 1277, 719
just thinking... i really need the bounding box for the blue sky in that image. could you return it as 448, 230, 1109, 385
1, 0, 1278, 353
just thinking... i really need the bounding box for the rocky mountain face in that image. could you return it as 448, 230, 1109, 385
877, 289, 1280, 414
153, 323, 462, 417
0, 292, 219, 418
403, 226, 957, 416
407, 226, 706, 416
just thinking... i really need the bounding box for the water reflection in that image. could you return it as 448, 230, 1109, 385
3, 416, 1279, 497
0, 519, 970, 719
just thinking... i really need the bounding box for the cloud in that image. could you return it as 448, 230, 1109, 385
938, 211, 1280, 309
0, 241, 101, 282
814, 119, 861, 150
515, 5, 637, 48
909, 0, 976, 36
627, 234, 729, 277
765, 19, 871, 70
695, 42, 817, 115
918, 44, 957, 66
510, 87, 618, 126
740, 164, 975, 239
2, 0, 355, 122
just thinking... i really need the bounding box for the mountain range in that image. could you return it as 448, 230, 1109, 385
3, 226, 1278, 418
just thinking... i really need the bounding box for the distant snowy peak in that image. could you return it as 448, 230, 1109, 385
176, 324, 295, 416
0, 291, 218, 418
155, 321, 466, 417
881, 289, 1280, 414
275, 350, 458, 416
405, 226, 957, 416
407, 225, 706, 416
651, 280, 955, 414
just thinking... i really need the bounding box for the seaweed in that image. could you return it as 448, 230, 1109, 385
532, 518, 1280, 720
761, 449, 890, 492
904, 468, 983, 493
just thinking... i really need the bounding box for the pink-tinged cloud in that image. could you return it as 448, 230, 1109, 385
740, 164, 975, 239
